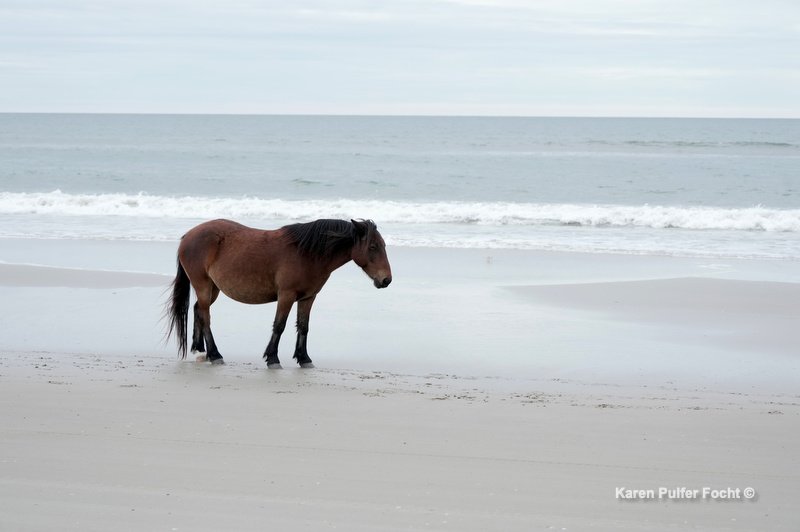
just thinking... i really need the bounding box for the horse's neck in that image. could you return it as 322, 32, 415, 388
323, 248, 354, 273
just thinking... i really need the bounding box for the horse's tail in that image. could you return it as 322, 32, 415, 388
165, 258, 190, 359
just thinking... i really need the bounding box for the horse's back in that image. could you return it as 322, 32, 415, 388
183, 218, 249, 240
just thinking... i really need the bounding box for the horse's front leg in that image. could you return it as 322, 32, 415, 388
263, 292, 295, 369
294, 295, 316, 368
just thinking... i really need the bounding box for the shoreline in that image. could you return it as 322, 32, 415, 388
1, 243, 797, 390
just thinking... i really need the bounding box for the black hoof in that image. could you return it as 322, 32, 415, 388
267, 363, 283, 369
210, 358, 225, 366
299, 362, 315, 369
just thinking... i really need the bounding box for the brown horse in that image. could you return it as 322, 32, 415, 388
165, 218, 392, 368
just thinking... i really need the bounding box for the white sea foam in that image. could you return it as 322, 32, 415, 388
1, 190, 798, 232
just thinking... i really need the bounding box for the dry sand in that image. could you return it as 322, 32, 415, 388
2, 351, 798, 531
1, 247, 799, 530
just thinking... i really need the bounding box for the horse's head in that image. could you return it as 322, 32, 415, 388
350, 219, 392, 289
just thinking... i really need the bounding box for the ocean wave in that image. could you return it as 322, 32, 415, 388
586, 140, 799, 149
1, 190, 798, 232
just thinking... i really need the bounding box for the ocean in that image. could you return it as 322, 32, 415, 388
1, 113, 798, 260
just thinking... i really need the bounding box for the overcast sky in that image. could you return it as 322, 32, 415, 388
1, 0, 798, 117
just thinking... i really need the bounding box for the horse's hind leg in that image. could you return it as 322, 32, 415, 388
195, 282, 224, 365
191, 302, 205, 353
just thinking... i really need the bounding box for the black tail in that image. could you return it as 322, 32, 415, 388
165, 259, 190, 359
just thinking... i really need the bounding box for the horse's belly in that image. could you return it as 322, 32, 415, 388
220, 284, 277, 304
210, 269, 277, 304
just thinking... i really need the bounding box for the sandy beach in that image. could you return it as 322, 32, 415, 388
1, 240, 798, 530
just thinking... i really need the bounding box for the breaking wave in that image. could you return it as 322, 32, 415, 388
1, 190, 798, 232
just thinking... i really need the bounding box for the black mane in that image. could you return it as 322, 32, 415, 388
283, 219, 375, 258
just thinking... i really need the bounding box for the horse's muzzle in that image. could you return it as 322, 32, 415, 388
374, 276, 392, 289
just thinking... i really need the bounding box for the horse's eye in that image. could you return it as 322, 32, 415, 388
368, 244, 378, 251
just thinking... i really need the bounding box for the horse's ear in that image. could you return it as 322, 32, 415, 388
351, 219, 368, 239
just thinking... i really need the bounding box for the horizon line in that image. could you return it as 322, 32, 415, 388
0, 111, 797, 120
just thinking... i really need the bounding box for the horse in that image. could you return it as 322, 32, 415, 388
165, 218, 392, 368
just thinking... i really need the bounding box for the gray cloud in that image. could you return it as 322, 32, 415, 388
0, 0, 798, 116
